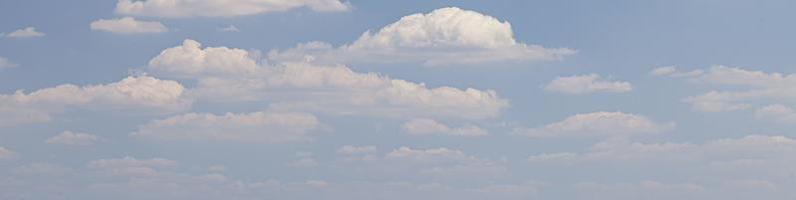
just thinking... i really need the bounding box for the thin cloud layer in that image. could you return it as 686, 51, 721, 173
545, 74, 632, 94
132, 112, 320, 143
115, 0, 351, 18
402, 118, 488, 137
45, 131, 102, 145
90, 17, 168, 34
269, 7, 575, 66
3, 27, 45, 38
514, 111, 673, 138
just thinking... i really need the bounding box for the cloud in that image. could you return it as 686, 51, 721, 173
146, 39, 509, 119
114, 0, 351, 18
90, 17, 168, 34
45, 131, 102, 145
0, 56, 18, 69
755, 104, 796, 124
3, 27, 45, 38
0, 147, 14, 159
656, 66, 796, 113
0, 76, 191, 127
402, 118, 488, 137
217, 25, 240, 32
544, 74, 632, 94
268, 7, 575, 66
131, 112, 320, 143
514, 112, 672, 138
383, 147, 507, 178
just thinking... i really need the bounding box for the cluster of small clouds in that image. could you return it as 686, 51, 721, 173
652, 65, 796, 124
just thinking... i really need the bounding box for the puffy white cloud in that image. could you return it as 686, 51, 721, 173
90, 17, 168, 34
0, 147, 14, 159
650, 66, 703, 77
514, 112, 672, 138
131, 112, 320, 143
0, 56, 17, 69
3, 27, 45, 38
146, 39, 509, 119
0, 76, 190, 127
268, 7, 574, 66
45, 131, 102, 145
402, 118, 488, 137
544, 74, 632, 94
115, 0, 351, 18
383, 147, 507, 178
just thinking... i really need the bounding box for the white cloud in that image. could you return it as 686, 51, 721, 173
90, 17, 168, 34
657, 65, 796, 113
45, 131, 102, 145
131, 112, 320, 143
217, 25, 240, 32
0, 76, 190, 127
115, 0, 351, 18
337, 145, 377, 155
88, 156, 178, 177
146, 39, 509, 119
650, 66, 703, 77
268, 7, 575, 66
3, 27, 45, 38
514, 112, 672, 138
402, 118, 488, 137
0, 56, 18, 69
0, 147, 14, 159
528, 135, 796, 172
544, 74, 632, 94
383, 147, 507, 178
755, 104, 796, 124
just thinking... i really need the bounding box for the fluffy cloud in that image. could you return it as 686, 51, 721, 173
402, 118, 487, 137
654, 65, 796, 112
131, 112, 320, 143
0, 147, 14, 159
544, 74, 632, 94
2, 27, 45, 38
514, 112, 672, 138
217, 25, 240, 32
90, 17, 168, 34
0, 56, 17, 69
0, 76, 190, 127
268, 7, 574, 66
45, 131, 102, 145
115, 0, 351, 18
146, 39, 509, 119
383, 147, 507, 178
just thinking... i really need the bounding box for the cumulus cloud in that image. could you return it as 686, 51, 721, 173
115, 0, 351, 18
268, 7, 574, 66
90, 17, 168, 34
146, 39, 509, 119
402, 118, 488, 137
3, 27, 45, 38
544, 74, 632, 94
0, 76, 191, 127
131, 112, 320, 143
514, 112, 672, 138
0, 56, 18, 69
45, 131, 102, 145
656, 66, 796, 113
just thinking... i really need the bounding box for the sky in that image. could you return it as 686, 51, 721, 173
2, 0, 796, 199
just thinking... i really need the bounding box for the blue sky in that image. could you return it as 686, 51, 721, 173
2, 0, 796, 199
